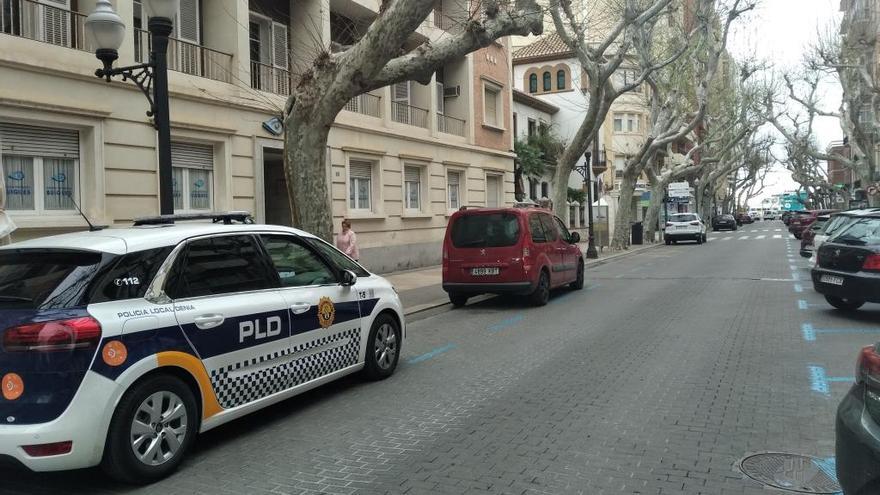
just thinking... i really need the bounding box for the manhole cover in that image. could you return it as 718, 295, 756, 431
739, 453, 841, 494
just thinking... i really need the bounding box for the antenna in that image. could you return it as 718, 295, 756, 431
66, 192, 102, 232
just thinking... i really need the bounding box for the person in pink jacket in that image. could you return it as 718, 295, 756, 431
335, 219, 359, 261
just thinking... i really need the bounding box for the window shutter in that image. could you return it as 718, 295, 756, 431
404, 166, 420, 183
171, 142, 213, 169
447, 171, 459, 185
436, 82, 445, 113
0, 123, 78, 158
177, 0, 199, 42
350, 160, 372, 179
485, 88, 498, 126
393, 82, 410, 103
272, 22, 289, 69
40, 0, 70, 47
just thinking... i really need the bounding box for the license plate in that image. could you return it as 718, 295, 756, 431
471, 267, 499, 276
820, 274, 844, 286
675, 226, 687, 230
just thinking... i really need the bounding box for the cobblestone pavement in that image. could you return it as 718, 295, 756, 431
3, 222, 876, 494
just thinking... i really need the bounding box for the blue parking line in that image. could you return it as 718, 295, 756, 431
802, 322, 880, 342
789, 265, 798, 271
798, 300, 808, 310
794, 283, 804, 292
809, 365, 829, 395
791, 272, 801, 281
407, 343, 456, 364
488, 314, 524, 332
803, 323, 816, 341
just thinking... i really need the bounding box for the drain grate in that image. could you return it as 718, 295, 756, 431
738, 452, 841, 494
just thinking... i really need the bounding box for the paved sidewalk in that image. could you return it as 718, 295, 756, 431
385, 241, 661, 315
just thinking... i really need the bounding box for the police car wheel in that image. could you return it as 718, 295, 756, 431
102, 374, 199, 484
364, 314, 401, 380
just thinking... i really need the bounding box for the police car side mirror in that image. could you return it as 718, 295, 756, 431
340, 270, 357, 286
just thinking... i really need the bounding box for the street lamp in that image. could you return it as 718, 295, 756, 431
575, 147, 601, 259
86, 0, 177, 215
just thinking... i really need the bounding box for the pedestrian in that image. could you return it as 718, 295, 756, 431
335, 219, 359, 261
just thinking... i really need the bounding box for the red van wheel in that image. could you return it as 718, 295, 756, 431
530, 271, 550, 306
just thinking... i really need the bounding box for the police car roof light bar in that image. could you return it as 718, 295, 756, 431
133, 211, 255, 226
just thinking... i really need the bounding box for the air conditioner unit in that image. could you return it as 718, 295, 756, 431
443, 85, 461, 98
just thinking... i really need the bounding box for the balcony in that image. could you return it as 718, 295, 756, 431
437, 113, 466, 136
250, 60, 291, 96
391, 101, 429, 128
0, 0, 90, 51
344, 93, 381, 117
135, 29, 232, 83
432, 9, 464, 33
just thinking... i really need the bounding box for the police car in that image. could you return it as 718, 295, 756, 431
0, 212, 404, 483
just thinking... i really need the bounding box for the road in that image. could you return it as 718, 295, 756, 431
5, 222, 879, 495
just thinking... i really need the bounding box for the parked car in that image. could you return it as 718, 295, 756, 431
442, 206, 584, 308
764, 210, 779, 220
810, 209, 880, 266
735, 212, 754, 225
0, 212, 405, 483
836, 343, 880, 494
782, 211, 795, 225
811, 212, 880, 311
748, 210, 762, 221
789, 209, 836, 240
799, 215, 830, 257
664, 213, 707, 245
712, 214, 738, 231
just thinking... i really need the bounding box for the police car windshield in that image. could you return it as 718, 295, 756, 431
0, 249, 104, 309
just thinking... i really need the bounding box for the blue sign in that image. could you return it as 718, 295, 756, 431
50, 173, 67, 183
8, 171, 25, 181
194, 179, 205, 188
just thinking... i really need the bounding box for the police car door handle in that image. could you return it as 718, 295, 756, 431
290, 303, 311, 315
194, 314, 225, 329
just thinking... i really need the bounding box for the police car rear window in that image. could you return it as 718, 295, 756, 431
0, 250, 104, 309
91, 247, 173, 303
451, 213, 520, 248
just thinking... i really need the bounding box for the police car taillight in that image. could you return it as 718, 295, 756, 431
3, 317, 102, 352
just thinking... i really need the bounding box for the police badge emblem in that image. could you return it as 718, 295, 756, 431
317, 296, 336, 329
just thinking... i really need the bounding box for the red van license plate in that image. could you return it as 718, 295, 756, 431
471, 267, 500, 276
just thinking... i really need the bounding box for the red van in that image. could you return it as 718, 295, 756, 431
442, 206, 585, 307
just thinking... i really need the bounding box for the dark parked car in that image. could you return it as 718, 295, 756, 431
790, 209, 836, 240
782, 211, 795, 225
799, 215, 830, 258
735, 212, 754, 225
712, 214, 738, 231
811, 213, 880, 311
836, 343, 880, 494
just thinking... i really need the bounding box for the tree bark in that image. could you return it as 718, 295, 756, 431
643, 170, 668, 243
611, 171, 638, 250
284, 103, 335, 242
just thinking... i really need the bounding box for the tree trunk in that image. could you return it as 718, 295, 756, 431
644, 179, 667, 243
611, 173, 637, 250
284, 106, 335, 242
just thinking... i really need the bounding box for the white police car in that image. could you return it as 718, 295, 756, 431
0, 213, 404, 483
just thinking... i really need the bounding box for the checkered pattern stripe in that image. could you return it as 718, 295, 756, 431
209, 329, 361, 409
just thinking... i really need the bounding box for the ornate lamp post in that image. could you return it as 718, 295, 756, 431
86, 0, 178, 215
575, 145, 603, 259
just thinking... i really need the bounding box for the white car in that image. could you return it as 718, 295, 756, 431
664, 213, 708, 245
0, 213, 405, 483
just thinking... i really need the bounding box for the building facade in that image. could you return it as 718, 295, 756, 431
0, 0, 517, 273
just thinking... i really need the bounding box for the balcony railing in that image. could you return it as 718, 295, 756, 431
344, 93, 381, 118
437, 113, 466, 136
0, 0, 90, 51
135, 28, 232, 83
250, 60, 291, 96
391, 101, 429, 128
432, 9, 464, 33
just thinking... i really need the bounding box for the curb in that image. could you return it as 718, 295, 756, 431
400, 243, 662, 317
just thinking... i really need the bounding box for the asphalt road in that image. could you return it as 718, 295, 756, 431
4, 222, 879, 495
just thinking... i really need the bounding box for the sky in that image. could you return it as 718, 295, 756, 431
728, 0, 844, 207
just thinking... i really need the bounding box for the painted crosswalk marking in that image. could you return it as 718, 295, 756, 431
739, 235, 749, 240
773, 234, 782, 239
756, 235, 766, 239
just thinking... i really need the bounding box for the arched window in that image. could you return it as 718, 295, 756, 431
528, 73, 538, 93
557, 70, 566, 90
542, 72, 552, 91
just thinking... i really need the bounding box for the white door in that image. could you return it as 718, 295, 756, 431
175, 0, 201, 75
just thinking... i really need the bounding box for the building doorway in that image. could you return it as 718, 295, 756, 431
263, 148, 292, 226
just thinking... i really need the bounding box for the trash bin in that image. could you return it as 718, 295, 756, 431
631, 222, 644, 245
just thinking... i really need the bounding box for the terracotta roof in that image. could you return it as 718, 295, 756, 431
512, 89, 559, 114
513, 33, 574, 64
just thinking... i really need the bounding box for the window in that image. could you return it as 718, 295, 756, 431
538, 214, 558, 241
527, 118, 537, 137
541, 182, 549, 198
512, 112, 518, 138
404, 165, 422, 210
614, 157, 626, 171
451, 213, 520, 248
261, 235, 336, 287
529, 213, 547, 242
0, 250, 103, 310
486, 174, 502, 207
628, 114, 640, 132
557, 70, 566, 90
529, 178, 538, 199
93, 247, 174, 303
616, 69, 641, 92
349, 159, 373, 210
613, 115, 623, 132
168, 236, 275, 299
1, 123, 79, 213
484, 84, 501, 127
554, 216, 573, 243
612, 113, 640, 133
170, 142, 213, 212
447, 170, 461, 209
529, 73, 538, 93
306, 238, 370, 277
542, 72, 552, 91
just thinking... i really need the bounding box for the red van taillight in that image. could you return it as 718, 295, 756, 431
863, 254, 880, 272
857, 345, 880, 384
3, 317, 102, 352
